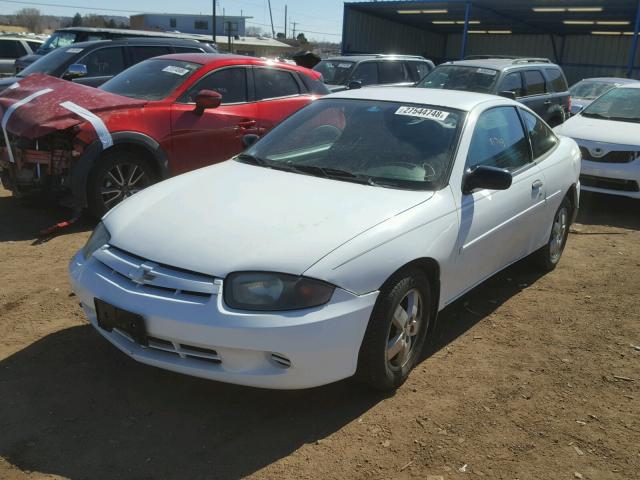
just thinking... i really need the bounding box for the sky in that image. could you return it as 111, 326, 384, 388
0, 0, 346, 42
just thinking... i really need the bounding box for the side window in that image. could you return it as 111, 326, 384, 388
80, 47, 126, 77
27, 41, 42, 53
130, 46, 173, 64
520, 109, 558, 159
544, 68, 568, 92
255, 68, 300, 100
524, 70, 546, 96
499, 72, 524, 97
378, 61, 411, 84
468, 107, 531, 172
185, 67, 247, 104
0, 40, 26, 59
406, 61, 431, 81
351, 62, 378, 86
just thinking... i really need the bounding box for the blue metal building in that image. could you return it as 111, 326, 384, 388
130, 13, 248, 37
342, 0, 640, 83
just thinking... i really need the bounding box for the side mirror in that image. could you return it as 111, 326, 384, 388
462, 165, 512, 195
347, 80, 362, 90
242, 134, 259, 148
63, 63, 88, 80
194, 89, 222, 115
498, 90, 517, 100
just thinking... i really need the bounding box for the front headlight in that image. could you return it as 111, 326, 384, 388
224, 272, 335, 311
82, 222, 111, 260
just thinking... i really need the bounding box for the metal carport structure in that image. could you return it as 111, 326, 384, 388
342, 0, 640, 83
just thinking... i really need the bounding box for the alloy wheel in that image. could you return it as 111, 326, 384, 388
100, 163, 151, 209
549, 206, 569, 263
386, 288, 423, 369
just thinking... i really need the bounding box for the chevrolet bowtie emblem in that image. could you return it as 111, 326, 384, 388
129, 263, 157, 285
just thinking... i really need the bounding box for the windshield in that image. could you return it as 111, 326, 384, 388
313, 60, 355, 85
570, 80, 618, 100
581, 87, 640, 123
38, 31, 77, 54
416, 65, 499, 94
17, 46, 80, 77
100, 59, 201, 101
240, 98, 464, 190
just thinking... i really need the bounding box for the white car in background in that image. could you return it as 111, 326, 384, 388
69, 88, 581, 391
555, 83, 640, 199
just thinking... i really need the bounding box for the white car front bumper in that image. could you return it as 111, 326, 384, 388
69, 250, 377, 389
580, 157, 640, 199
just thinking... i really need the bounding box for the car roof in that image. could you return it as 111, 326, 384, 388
578, 77, 639, 84
327, 86, 507, 111
618, 82, 640, 89
321, 55, 429, 63
55, 26, 212, 41
154, 53, 319, 75
442, 58, 558, 71
0, 36, 43, 42
54, 37, 212, 49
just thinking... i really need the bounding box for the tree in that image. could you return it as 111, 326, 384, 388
276, 32, 285, 39
15, 8, 41, 33
106, 18, 116, 28
296, 33, 308, 44
71, 12, 82, 27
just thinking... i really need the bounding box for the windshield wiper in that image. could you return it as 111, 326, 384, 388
581, 112, 611, 120
235, 153, 269, 167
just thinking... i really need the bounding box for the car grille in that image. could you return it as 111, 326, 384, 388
579, 147, 638, 164
93, 245, 219, 300
580, 174, 640, 192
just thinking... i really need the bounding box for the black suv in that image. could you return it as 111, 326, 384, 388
314, 54, 435, 92
0, 37, 216, 91
416, 56, 570, 126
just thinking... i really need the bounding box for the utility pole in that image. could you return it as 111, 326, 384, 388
212, 0, 216, 41
267, 0, 275, 38
292, 21, 297, 39
284, 5, 287, 38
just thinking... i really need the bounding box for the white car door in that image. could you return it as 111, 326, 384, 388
446, 106, 547, 301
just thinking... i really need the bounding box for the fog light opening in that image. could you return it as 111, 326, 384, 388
270, 352, 292, 369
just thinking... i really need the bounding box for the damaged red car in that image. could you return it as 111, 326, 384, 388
0, 54, 327, 216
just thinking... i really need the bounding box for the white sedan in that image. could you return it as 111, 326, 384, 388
555, 83, 640, 199
69, 88, 581, 390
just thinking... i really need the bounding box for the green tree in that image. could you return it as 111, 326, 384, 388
296, 32, 308, 44
71, 12, 82, 26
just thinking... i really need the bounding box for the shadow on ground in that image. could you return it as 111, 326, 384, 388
577, 192, 640, 231
0, 195, 94, 243
0, 258, 545, 480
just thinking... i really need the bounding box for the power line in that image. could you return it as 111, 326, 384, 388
0, 0, 143, 13
246, 20, 340, 37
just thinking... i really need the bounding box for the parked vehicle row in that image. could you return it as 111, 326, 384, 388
0, 35, 43, 77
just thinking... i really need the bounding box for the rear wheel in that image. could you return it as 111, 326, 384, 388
87, 150, 157, 218
356, 267, 431, 390
533, 196, 571, 271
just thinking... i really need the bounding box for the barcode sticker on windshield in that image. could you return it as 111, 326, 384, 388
66, 48, 83, 53
395, 106, 449, 121
162, 66, 190, 76
477, 68, 497, 75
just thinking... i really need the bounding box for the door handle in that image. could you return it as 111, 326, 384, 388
532, 179, 544, 190
236, 119, 256, 129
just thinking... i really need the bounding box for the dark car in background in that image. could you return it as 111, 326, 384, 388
0, 37, 216, 91
416, 57, 570, 126
569, 77, 639, 115
14, 26, 216, 73
0, 36, 44, 76
314, 54, 435, 92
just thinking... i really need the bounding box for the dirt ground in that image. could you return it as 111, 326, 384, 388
0, 185, 638, 480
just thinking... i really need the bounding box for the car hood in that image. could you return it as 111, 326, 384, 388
0, 76, 20, 91
0, 73, 146, 139
104, 160, 433, 279
554, 114, 640, 145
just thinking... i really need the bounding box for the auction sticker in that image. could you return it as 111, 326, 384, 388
66, 48, 84, 53
395, 106, 449, 121
162, 65, 190, 76
477, 68, 497, 75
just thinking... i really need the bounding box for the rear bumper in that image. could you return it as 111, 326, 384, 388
69, 251, 378, 389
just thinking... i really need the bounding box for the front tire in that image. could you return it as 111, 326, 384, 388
533, 196, 571, 271
356, 267, 431, 391
87, 150, 157, 218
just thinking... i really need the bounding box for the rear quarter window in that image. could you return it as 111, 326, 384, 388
544, 68, 568, 92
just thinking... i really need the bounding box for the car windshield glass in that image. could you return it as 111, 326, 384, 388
100, 59, 201, 100
581, 87, 640, 123
416, 65, 499, 94
570, 80, 617, 100
313, 60, 355, 85
240, 98, 464, 190
17, 46, 80, 77
38, 31, 77, 53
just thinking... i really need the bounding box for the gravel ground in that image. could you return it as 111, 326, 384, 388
0, 186, 638, 480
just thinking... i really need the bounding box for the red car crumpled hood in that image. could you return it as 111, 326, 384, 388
0, 74, 146, 139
